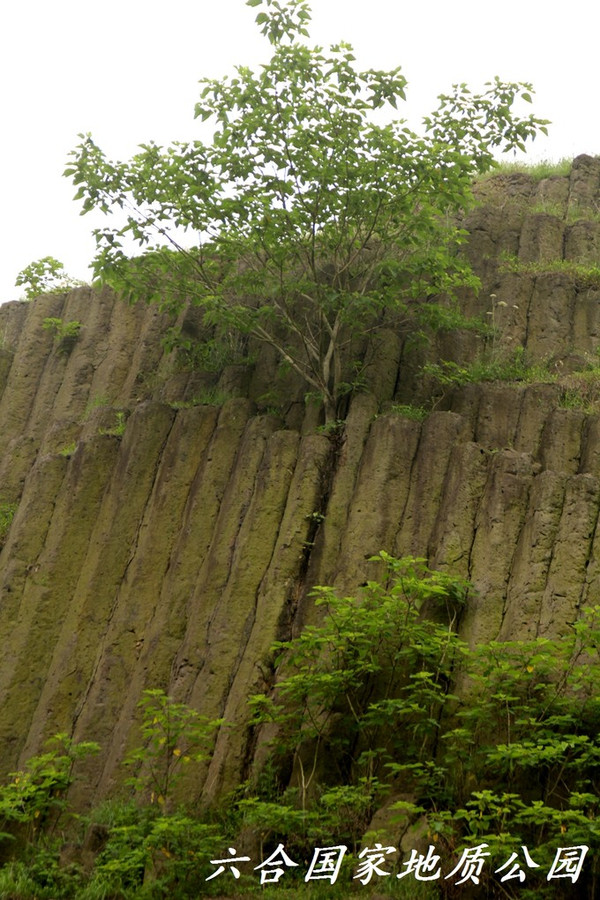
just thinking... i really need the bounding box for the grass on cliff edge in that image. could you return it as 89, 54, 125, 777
479, 157, 573, 181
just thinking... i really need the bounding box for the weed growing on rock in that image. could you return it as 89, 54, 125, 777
83, 394, 110, 418
556, 352, 600, 412
170, 388, 233, 409
42, 317, 84, 354
0, 501, 17, 548
386, 403, 430, 421
423, 346, 556, 390
58, 442, 78, 457
500, 252, 600, 289
98, 410, 127, 437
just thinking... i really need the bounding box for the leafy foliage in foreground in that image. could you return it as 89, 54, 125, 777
1, 564, 600, 897
249, 555, 469, 821
65, 0, 548, 420
0, 733, 100, 843
244, 555, 600, 897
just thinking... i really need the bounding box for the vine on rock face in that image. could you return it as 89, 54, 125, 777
65, 0, 548, 421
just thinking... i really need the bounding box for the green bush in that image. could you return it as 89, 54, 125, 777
247, 554, 470, 853
244, 556, 600, 897
84, 803, 224, 899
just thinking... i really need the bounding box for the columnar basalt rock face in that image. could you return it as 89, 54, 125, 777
0, 156, 600, 807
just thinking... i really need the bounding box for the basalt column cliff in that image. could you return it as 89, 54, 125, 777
0, 155, 600, 810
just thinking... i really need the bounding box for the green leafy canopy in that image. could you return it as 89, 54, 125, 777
65, 0, 549, 420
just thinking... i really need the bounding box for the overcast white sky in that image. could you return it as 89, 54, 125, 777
1, 0, 598, 304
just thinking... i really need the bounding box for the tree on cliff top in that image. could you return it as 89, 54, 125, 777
65, 0, 548, 422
